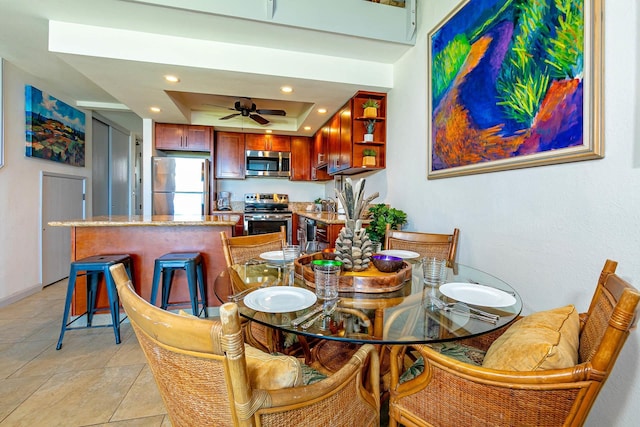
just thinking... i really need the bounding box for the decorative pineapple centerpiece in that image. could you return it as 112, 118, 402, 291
334, 178, 379, 271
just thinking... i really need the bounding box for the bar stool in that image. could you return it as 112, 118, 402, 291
56, 254, 133, 350
150, 252, 208, 317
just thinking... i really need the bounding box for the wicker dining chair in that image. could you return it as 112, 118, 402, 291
220, 226, 287, 267
384, 226, 459, 267
110, 263, 380, 427
220, 227, 289, 353
388, 259, 639, 427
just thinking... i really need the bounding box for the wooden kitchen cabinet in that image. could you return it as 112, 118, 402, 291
325, 91, 387, 175
327, 103, 353, 174
215, 131, 245, 179
245, 134, 291, 152
312, 127, 331, 181
155, 123, 212, 152
290, 136, 312, 181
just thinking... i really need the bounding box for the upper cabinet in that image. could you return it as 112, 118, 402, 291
290, 136, 312, 181
311, 128, 331, 181
324, 91, 387, 175
245, 134, 291, 152
215, 132, 245, 179
155, 123, 212, 152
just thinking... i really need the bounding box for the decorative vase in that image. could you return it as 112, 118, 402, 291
364, 133, 374, 142
363, 107, 378, 118
363, 156, 376, 167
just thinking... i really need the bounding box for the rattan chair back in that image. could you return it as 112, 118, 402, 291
110, 263, 381, 427
384, 226, 459, 267
220, 226, 287, 267
388, 259, 639, 427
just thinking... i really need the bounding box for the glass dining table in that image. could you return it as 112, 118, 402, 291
213, 257, 522, 347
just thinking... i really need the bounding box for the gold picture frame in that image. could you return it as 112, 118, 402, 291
427, 0, 603, 179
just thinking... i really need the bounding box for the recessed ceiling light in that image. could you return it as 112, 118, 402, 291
265, 129, 273, 134
280, 86, 293, 93
150, 107, 161, 113
317, 108, 327, 114
304, 126, 311, 131
164, 75, 180, 83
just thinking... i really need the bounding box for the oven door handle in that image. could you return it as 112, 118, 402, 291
245, 214, 292, 220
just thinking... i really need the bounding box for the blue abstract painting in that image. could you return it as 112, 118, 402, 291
428, 0, 602, 178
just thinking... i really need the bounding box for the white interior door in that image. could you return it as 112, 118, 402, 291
41, 173, 85, 286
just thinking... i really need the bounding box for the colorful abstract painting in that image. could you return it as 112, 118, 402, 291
25, 85, 86, 167
428, 0, 602, 178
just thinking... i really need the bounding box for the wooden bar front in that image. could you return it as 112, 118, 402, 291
54, 216, 239, 315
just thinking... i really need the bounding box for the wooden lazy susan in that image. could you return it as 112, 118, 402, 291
294, 253, 411, 293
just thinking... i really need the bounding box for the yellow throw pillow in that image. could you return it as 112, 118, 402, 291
482, 305, 579, 371
245, 345, 303, 389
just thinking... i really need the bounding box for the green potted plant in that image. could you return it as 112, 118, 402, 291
314, 197, 323, 212
362, 148, 377, 166
362, 98, 380, 118
366, 203, 408, 249
364, 119, 376, 141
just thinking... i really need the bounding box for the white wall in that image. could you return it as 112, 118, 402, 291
0, 61, 92, 303
365, 1, 640, 425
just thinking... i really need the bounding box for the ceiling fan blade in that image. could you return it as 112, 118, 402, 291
256, 109, 286, 116
250, 114, 269, 125
220, 113, 241, 120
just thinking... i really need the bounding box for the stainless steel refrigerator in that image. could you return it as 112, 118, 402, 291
152, 157, 210, 215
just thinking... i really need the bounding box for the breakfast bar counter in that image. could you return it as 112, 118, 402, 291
50, 215, 241, 314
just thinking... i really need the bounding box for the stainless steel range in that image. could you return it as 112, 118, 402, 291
243, 193, 292, 243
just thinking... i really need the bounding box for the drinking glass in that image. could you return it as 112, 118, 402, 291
312, 260, 342, 301
422, 257, 447, 286
282, 244, 300, 286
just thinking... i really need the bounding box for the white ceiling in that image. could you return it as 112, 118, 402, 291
0, 0, 414, 135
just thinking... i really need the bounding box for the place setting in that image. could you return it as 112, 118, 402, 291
421, 257, 512, 324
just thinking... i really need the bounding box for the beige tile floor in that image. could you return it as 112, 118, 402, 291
0, 279, 172, 427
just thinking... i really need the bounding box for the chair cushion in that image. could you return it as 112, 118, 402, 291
398, 342, 486, 383
244, 345, 304, 389
482, 304, 579, 371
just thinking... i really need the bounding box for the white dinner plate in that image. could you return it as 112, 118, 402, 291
377, 249, 420, 260
243, 287, 317, 313
259, 251, 286, 263
439, 282, 516, 307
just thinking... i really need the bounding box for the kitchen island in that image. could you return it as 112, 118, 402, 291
50, 215, 241, 315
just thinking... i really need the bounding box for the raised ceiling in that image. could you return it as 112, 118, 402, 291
0, 0, 415, 135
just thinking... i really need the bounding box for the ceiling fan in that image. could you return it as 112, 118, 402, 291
217, 97, 286, 125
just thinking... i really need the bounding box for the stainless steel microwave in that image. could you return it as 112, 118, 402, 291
245, 150, 291, 177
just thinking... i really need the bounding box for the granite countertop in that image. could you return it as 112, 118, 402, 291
49, 214, 241, 227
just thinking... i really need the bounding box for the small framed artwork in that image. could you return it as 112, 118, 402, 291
427, 0, 603, 179
25, 85, 86, 167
